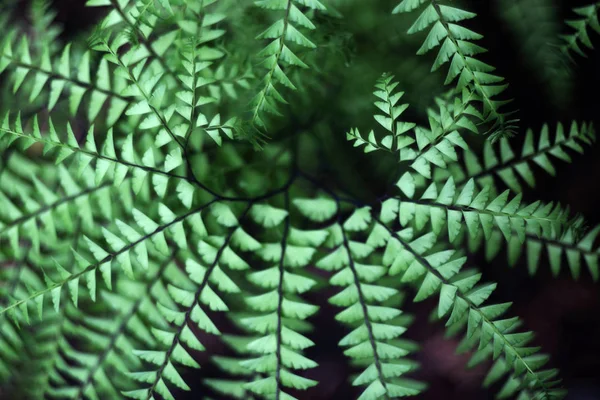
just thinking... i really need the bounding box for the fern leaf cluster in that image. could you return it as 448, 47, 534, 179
373, 222, 565, 399
0, 35, 130, 125
393, 0, 517, 140
251, 0, 324, 134
560, 3, 600, 59
448, 122, 596, 193
0, 0, 599, 399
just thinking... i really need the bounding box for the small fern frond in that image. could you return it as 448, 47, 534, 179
0, 113, 201, 202
87, 0, 180, 81
348, 75, 476, 198
560, 3, 600, 60
444, 121, 596, 193
251, 0, 325, 132
175, 43, 237, 147
0, 199, 219, 320
0, 36, 131, 125
94, 39, 187, 150
395, 89, 475, 188
393, 0, 516, 139
465, 216, 600, 282
395, 177, 569, 244
124, 203, 250, 399
241, 197, 321, 398
293, 197, 426, 399
346, 73, 416, 155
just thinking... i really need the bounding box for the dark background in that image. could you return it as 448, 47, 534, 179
9, 0, 600, 399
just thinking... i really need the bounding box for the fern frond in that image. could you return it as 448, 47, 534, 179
93, 35, 237, 156
0, 177, 109, 256
395, 177, 569, 244
122, 203, 254, 399
241, 197, 321, 398
446, 121, 596, 193
346, 73, 416, 155
0, 158, 130, 258
45, 257, 174, 399
521, 222, 599, 280
0, 113, 202, 202
348, 75, 475, 198
560, 3, 600, 60
393, 0, 516, 139
92, 38, 186, 148
394, 89, 475, 191
374, 220, 566, 399
90, 0, 233, 116
176, 42, 237, 147
295, 197, 426, 399
0, 198, 219, 320
251, 0, 325, 133
87, 0, 180, 81
466, 216, 600, 281
0, 35, 131, 125
0, 2, 597, 399
326, 226, 423, 398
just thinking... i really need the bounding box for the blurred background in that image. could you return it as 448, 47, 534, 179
3, 0, 600, 398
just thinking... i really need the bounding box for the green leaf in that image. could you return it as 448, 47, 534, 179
250, 204, 288, 227
293, 198, 337, 222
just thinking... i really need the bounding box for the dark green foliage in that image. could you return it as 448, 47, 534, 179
0, 0, 599, 399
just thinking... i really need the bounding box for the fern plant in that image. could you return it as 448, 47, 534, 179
0, 0, 599, 399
